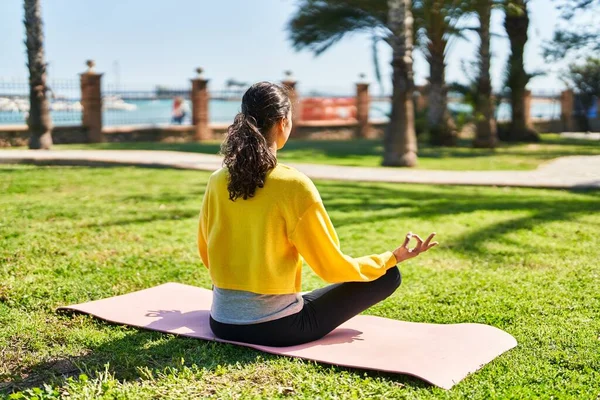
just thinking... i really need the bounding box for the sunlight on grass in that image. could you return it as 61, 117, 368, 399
1, 165, 599, 398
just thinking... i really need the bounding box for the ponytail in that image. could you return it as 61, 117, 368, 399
220, 82, 291, 201
221, 113, 277, 201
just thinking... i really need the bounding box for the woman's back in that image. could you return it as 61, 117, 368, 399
199, 163, 320, 295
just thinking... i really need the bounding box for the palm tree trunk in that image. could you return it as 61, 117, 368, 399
504, 0, 538, 142
383, 0, 417, 167
473, 0, 497, 148
24, 0, 53, 149
426, 1, 456, 147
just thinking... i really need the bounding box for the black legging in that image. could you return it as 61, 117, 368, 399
210, 267, 401, 347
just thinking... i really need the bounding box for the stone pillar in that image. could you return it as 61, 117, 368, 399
524, 89, 533, 128
191, 68, 211, 141
80, 60, 103, 143
281, 70, 300, 138
355, 74, 370, 139
561, 89, 575, 132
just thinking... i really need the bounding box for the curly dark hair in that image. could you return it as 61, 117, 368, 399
220, 82, 291, 201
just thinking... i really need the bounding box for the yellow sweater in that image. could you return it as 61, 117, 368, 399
197, 163, 397, 294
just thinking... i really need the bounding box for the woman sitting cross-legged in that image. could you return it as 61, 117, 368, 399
198, 82, 437, 347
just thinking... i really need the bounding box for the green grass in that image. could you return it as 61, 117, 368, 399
1, 165, 599, 399
54, 133, 600, 171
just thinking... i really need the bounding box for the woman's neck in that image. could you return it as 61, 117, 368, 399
268, 142, 278, 157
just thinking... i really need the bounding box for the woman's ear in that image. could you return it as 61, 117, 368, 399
279, 118, 286, 133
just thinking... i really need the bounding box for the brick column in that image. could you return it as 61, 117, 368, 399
355, 74, 370, 139
524, 89, 533, 128
191, 68, 211, 141
281, 71, 300, 138
561, 89, 575, 132
80, 60, 103, 143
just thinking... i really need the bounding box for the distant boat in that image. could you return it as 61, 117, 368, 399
103, 95, 137, 111
1, 95, 137, 113
50, 100, 83, 112
0, 97, 19, 112
0, 97, 29, 112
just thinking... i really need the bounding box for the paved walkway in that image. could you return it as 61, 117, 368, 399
1, 149, 599, 189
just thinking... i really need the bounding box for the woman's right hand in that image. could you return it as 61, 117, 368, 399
393, 232, 438, 263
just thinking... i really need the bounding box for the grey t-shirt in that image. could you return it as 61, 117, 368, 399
211, 286, 304, 325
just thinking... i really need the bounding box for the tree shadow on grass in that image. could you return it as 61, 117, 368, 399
2, 323, 430, 395
318, 181, 600, 254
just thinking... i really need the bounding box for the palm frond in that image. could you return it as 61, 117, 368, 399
288, 0, 387, 55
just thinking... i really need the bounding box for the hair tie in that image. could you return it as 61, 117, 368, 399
243, 113, 259, 128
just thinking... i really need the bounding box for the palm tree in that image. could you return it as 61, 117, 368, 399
472, 0, 497, 148
503, 0, 539, 142
384, 0, 417, 166
288, 0, 417, 167
24, 0, 52, 149
414, 0, 466, 146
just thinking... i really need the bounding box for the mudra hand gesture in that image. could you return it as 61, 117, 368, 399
393, 232, 438, 263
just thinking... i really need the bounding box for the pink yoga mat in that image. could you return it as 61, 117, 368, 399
58, 283, 517, 389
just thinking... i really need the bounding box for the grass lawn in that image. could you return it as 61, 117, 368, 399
53, 133, 600, 171
1, 165, 599, 399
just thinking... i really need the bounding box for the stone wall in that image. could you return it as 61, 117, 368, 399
0, 125, 201, 147
531, 119, 565, 134
210, 120, 388, 141
299, 120, 387, 140
101, 120, 386, 144
0, 125, 88, 147
103, 125, 197, 143
531, 117, 600, 133
495, 117, 600, 134
1, 117, 597, 148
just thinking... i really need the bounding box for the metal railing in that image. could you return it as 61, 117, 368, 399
495, 90, 562, 122
101, 84, 192, 126
0, 82, 250, 127
1, 78, 574, 127
0, 79, 81, 126
531, 90, 562, 121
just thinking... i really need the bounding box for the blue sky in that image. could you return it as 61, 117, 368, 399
0, 0, 565, 93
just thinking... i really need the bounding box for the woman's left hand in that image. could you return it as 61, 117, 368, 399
393, 232, 438, 263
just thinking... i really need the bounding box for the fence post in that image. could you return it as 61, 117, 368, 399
281, 71, 299, 138
524, 89, 533, 128
80, 60, 103, 143
560, 89, 574, 132
191, 67, 211, 141
355, 73, 370, 139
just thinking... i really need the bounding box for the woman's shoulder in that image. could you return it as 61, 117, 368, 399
271, 163, 314, 187
269, 164, 321, 202
205, 168, 229, 192
208, 167, 227, 183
